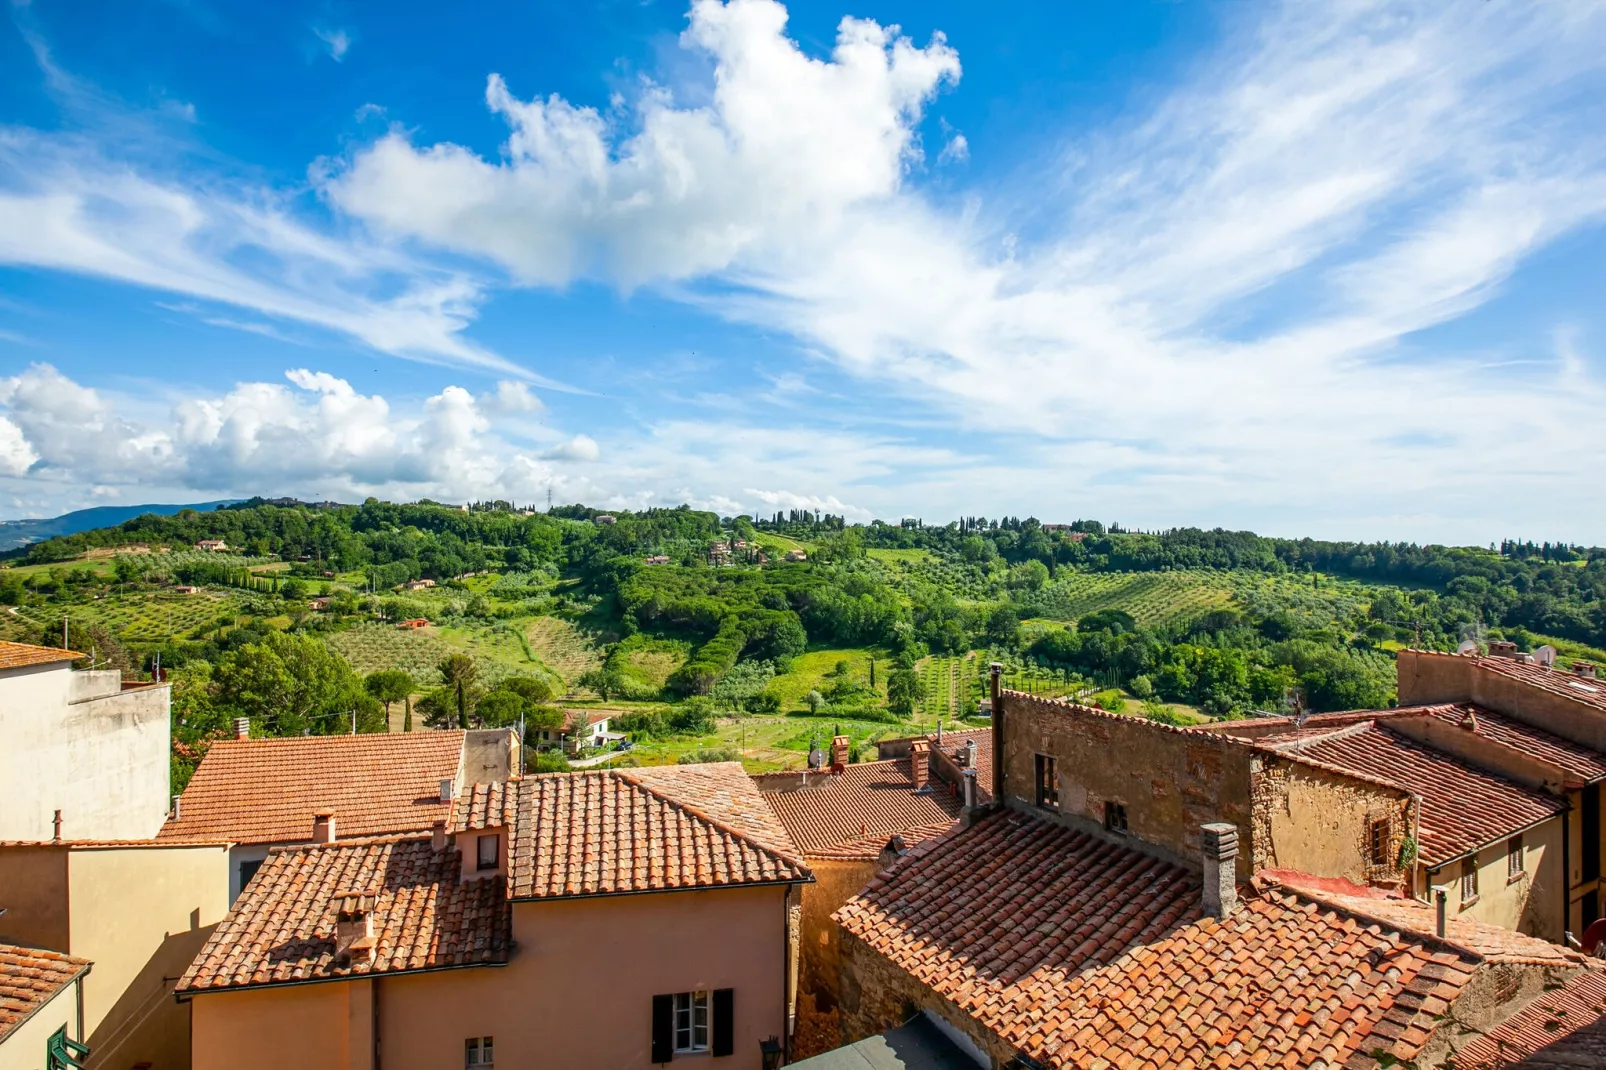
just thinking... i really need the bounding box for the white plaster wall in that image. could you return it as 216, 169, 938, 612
0, 974, 82, 1070
0, 662, 171, 841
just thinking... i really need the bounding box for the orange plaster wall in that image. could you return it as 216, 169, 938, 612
191, 981, 356, 1070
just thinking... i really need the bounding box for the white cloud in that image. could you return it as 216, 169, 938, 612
314, 27, 352, 62
937, 134, 967, 164
0, 416, 37, 476
325, 0, 959, 286
541, 434, 600, 462
483, 380, 546, 415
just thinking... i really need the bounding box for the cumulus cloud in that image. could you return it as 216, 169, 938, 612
325, 0, 959, 285
483, 380, 545, 416
541, 434, 600, 462
0, 416, 37, 476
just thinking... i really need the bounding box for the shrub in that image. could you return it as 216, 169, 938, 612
678, 747, 740, 765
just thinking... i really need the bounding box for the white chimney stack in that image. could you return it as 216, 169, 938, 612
439, 778, 456, 804
234, 717, 250, 740
1201, 823, 1239, 919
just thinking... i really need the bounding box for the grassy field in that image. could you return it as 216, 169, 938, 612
767, 647, 889, 711
867, 547, 935, 564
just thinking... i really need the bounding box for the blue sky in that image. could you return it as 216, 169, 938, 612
1, 0, 1603, 542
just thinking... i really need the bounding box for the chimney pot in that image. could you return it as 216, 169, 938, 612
1432, 885, 1450, 937
52, 809, 62, 843
1574, 661, 1597, 679
312, 809, 336, 844
439, 778, 455, 804
961, 768, 979, 823
431, 819, 448, 852
172, 794, 182, 821
233, 717, 250, 740
1200, 823, 1239, 919
965, 739, 979, 769
1488, 640, 1518, 659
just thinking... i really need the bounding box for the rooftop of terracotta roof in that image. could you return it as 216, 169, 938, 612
509, 764, 810, 900
1258, 721, 1567, 867
158, 731, 466, 846
834, 808, 1492, 1070
452, 781, 515, 832
0, 641, 83, 671
177, 834, 511, 994
0, 838, 229, 849
930, 727, 995, 798
756, 758, 964, 859
0, 943, 92, 1043
1410, 702, 1606, 785
558, 708, 619, 729
1454, 967, 1606, 1068
1433, 651, 1606, 713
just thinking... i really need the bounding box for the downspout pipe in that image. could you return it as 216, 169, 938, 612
990, 663, 1004, 809
1564, 801, 1573, 942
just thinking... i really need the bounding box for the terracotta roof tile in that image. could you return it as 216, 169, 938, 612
1409, 703, 1606, 785
834, 809, 1487, 1070
509, 764, 809, 899
1475, 655, 1606, 715
176, 835, 511, 993
1454, 967, 1606, 1068
1258, 722, 1565, 866
757, 759, 964, 859
0, 641, 83, 670
452, 781, 515, 831
930, 728, 995, 798
0, 943, 91, 1043
158, 731, 465, 846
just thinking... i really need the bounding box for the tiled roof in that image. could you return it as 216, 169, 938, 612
1259, 722, 1566, 866
177, 835, 511, 993
1475, 656, 1606, 714
931, 727, 994, 798
560, 708, 619, 729
1411, 703, 1606, 785
1260, 872, 1583, 967
509, 764, 810, 900
0, 839, 229, 849
819, 819, 960, 862
453, 781, 515, 831
1454, 967, 1606, 1068
0, 641, 82, 670
158, 731, 465, 846
834, 809, 1486, 1070
757, 759, 963, 859
0, 944, 91, 1042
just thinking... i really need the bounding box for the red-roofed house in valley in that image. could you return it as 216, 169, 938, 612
754, 729, 992, 1058
533, 707, 618, 753
821, 677, 1606, 1068
0, 640, 171, 841
158, 728, 519, 901
178, 763, 813, 1070
1398, 648, 1606, 933
0, 943, 91, 1070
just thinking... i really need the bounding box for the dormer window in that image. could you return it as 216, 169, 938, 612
477, 833, 500, 871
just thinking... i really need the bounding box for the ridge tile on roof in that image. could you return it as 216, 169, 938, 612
158, 730, 466, 846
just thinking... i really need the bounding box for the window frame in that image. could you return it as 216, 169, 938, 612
1507, 835, 1524, 883
1103, 801, 1128, 835
673, 990, 710, 1054
464, 1036, 494, 1068
476, 833, 500, 872
1034, 754, 1059, 810
1460, 856, 1480, 908
1368, 817, 1390, 868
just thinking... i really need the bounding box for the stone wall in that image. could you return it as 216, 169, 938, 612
792, 858, 879, 1058
1252, 755, 1416, 885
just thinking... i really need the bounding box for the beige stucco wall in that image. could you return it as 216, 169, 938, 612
189, 884, 793, 1070
0, 973, 84, 1070
0, 848, 70, 953
1254, 759, 1414, 885
0, 662, 170, 841
1398, 651, 1606, 752
1421, 817, 1565, 942
67, 845, 230, 1068
1000, 694, 1256, 876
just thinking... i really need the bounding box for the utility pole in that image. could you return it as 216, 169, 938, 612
63, 614, 68, 650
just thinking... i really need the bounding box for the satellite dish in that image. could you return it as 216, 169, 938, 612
1535, 645, 1558, 668
1457, 639, 1479, 656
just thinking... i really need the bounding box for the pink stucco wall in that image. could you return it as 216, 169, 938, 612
189, 884, 792, 1070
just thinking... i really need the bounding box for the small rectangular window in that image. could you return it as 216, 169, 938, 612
477, 833, 500, 871
674, 991, 709, 1053
1461, 857, 1480, 907
1368, 818, 1390, 868
1104, 801, 1128, 835
1035, 754, 1058, 810
465, 1037, 494, 1068
1507, 835, 1524, 881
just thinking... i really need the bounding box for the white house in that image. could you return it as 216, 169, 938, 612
0, 642, 171, 842
538, 709, 615, 753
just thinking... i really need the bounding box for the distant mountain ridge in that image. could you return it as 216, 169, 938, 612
0, 501, 242, 552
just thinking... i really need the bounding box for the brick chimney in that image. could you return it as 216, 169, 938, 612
312, 809, 336, 844
830, 735, 850, 772
431, 819, 448, 852
333, 891, 377, 963
1488, 640, 1518, 659
1575, 661, 1598, 679
233, 717, 250, 740
910, 739, 930, 792
1201, 823, 1239, 919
